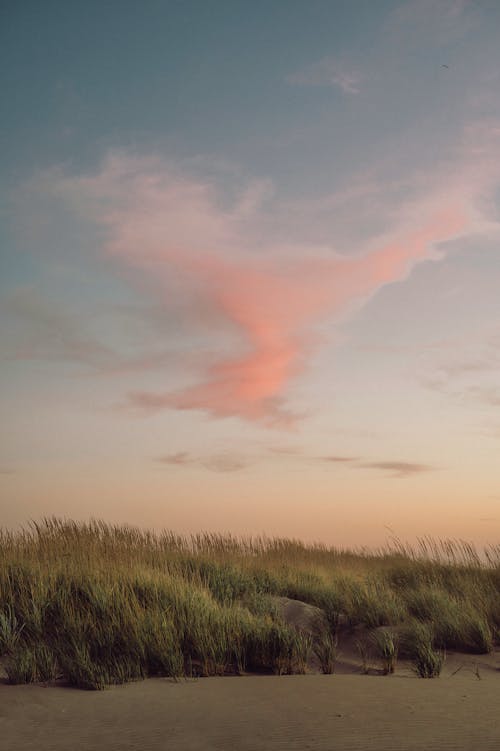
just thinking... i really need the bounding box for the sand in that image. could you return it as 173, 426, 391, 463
2, 660, 499, 751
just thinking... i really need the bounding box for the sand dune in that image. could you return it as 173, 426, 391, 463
2, 661, 499, 751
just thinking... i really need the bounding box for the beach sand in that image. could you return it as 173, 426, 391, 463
2, 655, 499, 751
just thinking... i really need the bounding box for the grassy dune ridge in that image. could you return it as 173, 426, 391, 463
0, 518, 499, 689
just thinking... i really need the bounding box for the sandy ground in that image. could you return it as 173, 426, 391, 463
2, 658, 499, 751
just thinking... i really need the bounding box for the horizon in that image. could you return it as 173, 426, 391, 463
1, 0, 500, 547
4, 516, 499, 565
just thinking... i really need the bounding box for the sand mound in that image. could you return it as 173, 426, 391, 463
273, 596, 328, 635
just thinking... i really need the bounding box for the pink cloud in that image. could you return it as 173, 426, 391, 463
51, 137, 497, 426
127, 204, 467, 425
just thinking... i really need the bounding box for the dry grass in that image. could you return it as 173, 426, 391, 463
0, 518, 498, 688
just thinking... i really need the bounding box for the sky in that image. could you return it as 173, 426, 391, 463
1, 0, 500, 547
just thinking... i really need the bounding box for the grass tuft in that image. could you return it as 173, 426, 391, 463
401, 620, 445, 678
370, 628, 399, 674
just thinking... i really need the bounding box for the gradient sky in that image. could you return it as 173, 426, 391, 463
1, 0, 500, 547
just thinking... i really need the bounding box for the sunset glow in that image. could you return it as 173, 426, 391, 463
1, 0, 499, 547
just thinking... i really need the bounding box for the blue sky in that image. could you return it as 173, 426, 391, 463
1, 1, 500, 545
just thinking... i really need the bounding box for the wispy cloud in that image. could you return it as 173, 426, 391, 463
466, 386, 500, 407
323, 455, 360, 463
321, 455, 436, 478
288, 58, 361, 94
202, 455, 250, 473
0, 287, 185, 376
157, 448, 434, 478
43, 122, 500, 427
157, 452, 191, 466
357, 461, 435, 478
157, 452, 249, 473
420, 326, 500, 408
0, 287, 118, 369
121, 198, 468, 426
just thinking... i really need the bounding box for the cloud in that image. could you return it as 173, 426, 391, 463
323, 455, 360, 463
288, 58, 361, 94
0, 287, 189, 376
45, 123, 500, 427
123, 200, 467, 427
157, 452, 249, 473
466, 386, 500, 407
157, 452, 191, 466
201, 455, 249, 473
420, 326, 500, 408
158, 449, 437, 478
321, 455, 436, 478
357, 461, 436, 478
0, 287, 118, 369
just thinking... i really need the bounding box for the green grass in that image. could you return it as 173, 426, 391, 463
371, 628, 399, 674
0, 518, 498, 688
400, 620, 445, 678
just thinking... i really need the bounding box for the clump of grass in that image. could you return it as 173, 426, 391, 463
0, 605, 24, 654
339, 577, 405, 629
6, 643, 58, 684
268, 623, 311, 675
371, 628, 398, 674
405, 587, 493, 653
60, 643, 143, 690
459, 611, 493, 654
309, 588, 344, 635
186, 559, 256, 605
355, 637, 371, 674
141, 612, 184, 678
5, 647, 39, 684
240, 619, 305, 675
238, 591, 280, 619
401, 620, 444, 678
289, 630, 313, 675
312, 618, 337, 674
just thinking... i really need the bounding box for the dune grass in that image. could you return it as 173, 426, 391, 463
0, 518, 498, 688
400, 620, 446, 678
371, 628, 399, 674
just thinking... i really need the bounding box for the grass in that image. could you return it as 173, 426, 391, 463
401, 620, 445, 678
371, 628, 399, 674
0, 518, 498, 688
312, 616, 337, 674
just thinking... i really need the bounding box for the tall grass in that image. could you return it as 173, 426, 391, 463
0, 518, 498, 688
371, 628, 399, 674
400, 620, 445, 678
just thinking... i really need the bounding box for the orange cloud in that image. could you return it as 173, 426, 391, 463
133, 205, 467, 425
53, 152, 483, 426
